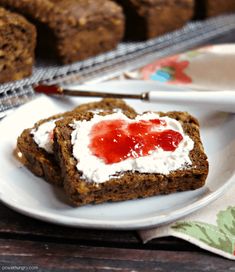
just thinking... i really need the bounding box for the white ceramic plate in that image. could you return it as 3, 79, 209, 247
1, 81, 235, 230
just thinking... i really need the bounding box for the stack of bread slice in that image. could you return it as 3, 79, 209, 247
17, 98, 209, 206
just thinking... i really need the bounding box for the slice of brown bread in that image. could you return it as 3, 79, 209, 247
0, 7, 36, 83
54, 110, 209, 206
17, 98, 136, 186
114, 0, 194, 40
195, 0, 235, 19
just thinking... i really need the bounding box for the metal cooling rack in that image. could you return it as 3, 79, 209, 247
1, 14, 235, 113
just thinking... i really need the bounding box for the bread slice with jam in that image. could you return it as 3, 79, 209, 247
54, 108, 209, 206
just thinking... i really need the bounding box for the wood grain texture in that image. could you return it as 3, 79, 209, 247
0, 239, 234, 272
0, 203, 233, 271
0, 204, 197, 251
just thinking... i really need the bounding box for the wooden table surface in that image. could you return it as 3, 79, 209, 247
0, 203, 234, 272
1, 31, 235, 272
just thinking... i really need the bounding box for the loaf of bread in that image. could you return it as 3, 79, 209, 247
17, 99, 137, 186
0, 7, 36, 83
54, 108, 209, 206
114, 0, 194, 40
195, 0, 235, 19
0, 0, 124, 64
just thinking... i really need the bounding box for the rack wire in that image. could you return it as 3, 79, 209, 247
1, 14, 235, 113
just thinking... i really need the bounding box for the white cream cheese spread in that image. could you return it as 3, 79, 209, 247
71, 112, 194, 183
31, 119, 57, 154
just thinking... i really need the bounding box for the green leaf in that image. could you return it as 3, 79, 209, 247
172, 221, 234, 254
217, 206, 235, 237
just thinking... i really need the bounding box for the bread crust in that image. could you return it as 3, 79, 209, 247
54, 109, 209, 206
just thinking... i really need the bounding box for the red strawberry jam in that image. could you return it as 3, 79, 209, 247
89, 118, 183, 164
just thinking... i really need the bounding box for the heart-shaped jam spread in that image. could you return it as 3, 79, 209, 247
89, 118, 183, 164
